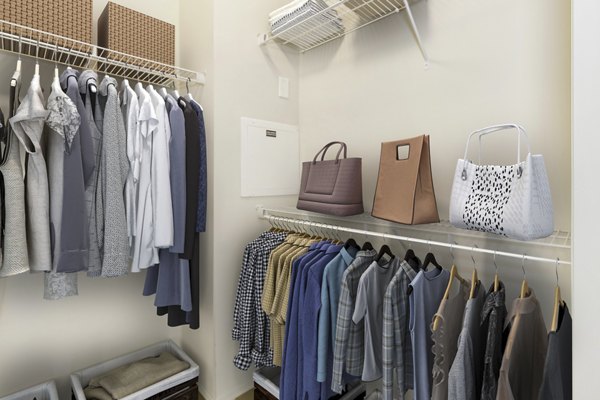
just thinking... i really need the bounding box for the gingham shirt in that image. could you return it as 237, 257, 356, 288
382, 261, 418, 400
331, 249, 377, 393
232, 231, 287, 370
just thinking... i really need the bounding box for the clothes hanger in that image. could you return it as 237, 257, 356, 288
493, 251, 500, 292
375, 234, 394, 264
172, 74, 181, 99
551, 258, 564, 332
433, 243, 467, 331
361, 241, 374, 251
34, 39, 40, 75
422, 240, 443, 271
344, 238, 360, 251
53, 44, 59, 79
520, 254, 529, 298
184, 78, 194, 101
10, 36, 22, 87
469, 246, 479, 299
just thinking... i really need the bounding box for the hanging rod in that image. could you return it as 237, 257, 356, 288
0, 19, 206, 87
261, 212, 572, 266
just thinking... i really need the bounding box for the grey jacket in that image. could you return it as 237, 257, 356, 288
96, 76, 130, 277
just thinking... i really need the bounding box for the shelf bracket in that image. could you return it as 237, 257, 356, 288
402, 0, 429, 67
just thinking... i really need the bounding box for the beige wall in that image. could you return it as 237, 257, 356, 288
0, 1, 182, 398
299, 0, 571, 326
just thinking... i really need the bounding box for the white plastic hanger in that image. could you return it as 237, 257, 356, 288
10, 36, 22, 87
53, 44, 59, 79
34, 39, 40, 75
184, 77, 204, 111
158, 87, 168, 99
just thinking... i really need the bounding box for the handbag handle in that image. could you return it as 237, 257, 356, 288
313, 141, 347, 164
461, 124, 531, 180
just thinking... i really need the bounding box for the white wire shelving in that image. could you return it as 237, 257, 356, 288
0, 19, 206, 87
259, 0, 428, 63
257, 205, 572, 266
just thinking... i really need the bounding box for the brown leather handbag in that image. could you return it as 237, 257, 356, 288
297, 142, 364, 216
372, 135, 440, 224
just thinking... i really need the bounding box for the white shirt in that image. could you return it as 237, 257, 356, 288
131, 83, 159, 272
148, 85, 174, 248
120, 81, 139, 246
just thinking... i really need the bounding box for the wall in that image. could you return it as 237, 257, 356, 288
572, 0, 600, 397
299, 0, 571, 326
0, 1, 182, 398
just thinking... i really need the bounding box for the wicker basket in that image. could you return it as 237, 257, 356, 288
0, 0, 92, 49
98, 2, 175, 67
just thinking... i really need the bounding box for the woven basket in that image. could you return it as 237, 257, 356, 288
0, 0, 92, 53
98, 2, 175, 67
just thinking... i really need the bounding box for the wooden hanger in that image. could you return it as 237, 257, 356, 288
551, 258, 565, 332
433, 244, 467, 331
520, 254, 529, 298
468, 246, 479, 299
493, 251, 500, 292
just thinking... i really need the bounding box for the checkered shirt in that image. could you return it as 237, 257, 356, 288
382, 261, 417, 400
331, 249, 377, 393
232, 231, 287, 370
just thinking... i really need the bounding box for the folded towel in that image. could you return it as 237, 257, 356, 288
84, 352, 189, 399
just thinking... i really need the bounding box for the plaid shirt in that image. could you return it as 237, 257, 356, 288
331, 249, 377, 393
232, 231, 287, 370
382, 261, 417, 400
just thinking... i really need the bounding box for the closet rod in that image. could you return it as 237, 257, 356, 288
0, 19, 206, 86
265, 214, 572, 266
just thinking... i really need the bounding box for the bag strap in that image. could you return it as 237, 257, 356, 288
313, 141, 347, 164
461, 124, 530, 180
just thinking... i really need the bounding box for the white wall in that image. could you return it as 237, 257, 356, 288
0, 1, 182, 397
299, 0, 571, 326
211, 0, 300, 398
572, 1, 600, 397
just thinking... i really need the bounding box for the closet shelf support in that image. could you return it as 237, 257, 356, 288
257, 206, 572, 266
402, 0, 429, 66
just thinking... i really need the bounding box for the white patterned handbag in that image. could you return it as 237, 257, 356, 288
449, 124, 554, 240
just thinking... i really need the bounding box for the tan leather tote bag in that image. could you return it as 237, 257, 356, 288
372, 135, 439, 224
297, 141, 364, 216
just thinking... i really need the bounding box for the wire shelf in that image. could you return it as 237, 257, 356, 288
261, 0, 427, 60
0, 19, 205, 87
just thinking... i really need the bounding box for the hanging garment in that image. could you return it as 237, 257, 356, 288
448, 281, 487, 400
44, 75, 83, 300
67, 69, 100, 276
233, 231, 288, 370
280, 240, 332, 400
0, 82, 29, 277
9, 73, 51, 272
96, 76, 129, 277
148, 86, 173, 248
316, 245, 359, 384
538, 303, 572, 400
496, 289, 548, 400
154, 98, 202, 329
179, 98, 200, 260
165, 94, 186, 254
131, 83, 159, 272
381, 261, 419, 400
143, 250, 191, 311
431, 277, 470, 400
408, 267, 450, 400
189, 100, 207, 233
480, 282, 507, 400
330, 249, 378, 393
352, 257, 402, 382
120, 81, 139, 248
302, 243, 343, 400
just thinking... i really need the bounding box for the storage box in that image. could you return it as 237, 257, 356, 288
0, 380, 59, 400
70, 340, 199, 400
0, 0, 92, 45
98, 2, 175, 66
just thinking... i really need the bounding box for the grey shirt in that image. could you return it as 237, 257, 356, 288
352, 257, 401, 381
408, 267, 450, 400
539, 303, 571, 400
96, 76, 130, 277
10, 74, 51, 272
165, 94, 186, 254
496, 288, 548, 400
448, 282, 486, 400
431, 277, 470, 400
